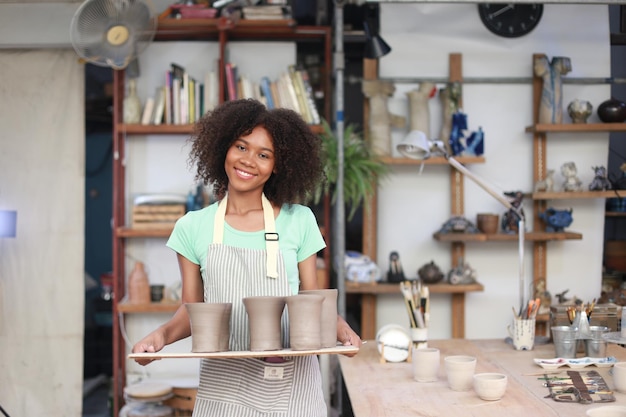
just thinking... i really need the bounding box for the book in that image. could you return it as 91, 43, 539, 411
298, 68, 321, 125
260, 76, 275, 109
172, 77, 181, 125
164, 71, 172, 125
152, 87, 165, 125
225, 62, 237, 101
289, 65, 312, 123
204, 70, 218, 113
141, 96, 155, 125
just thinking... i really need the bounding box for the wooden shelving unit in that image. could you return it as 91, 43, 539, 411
110, 18, 332, 417
528, 53, 626, 335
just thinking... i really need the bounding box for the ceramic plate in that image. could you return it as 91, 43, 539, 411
376, 324, 411, 363
533, 356, 616, 369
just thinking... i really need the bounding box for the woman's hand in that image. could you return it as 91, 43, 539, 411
132, 329, 166, 366
337, 315, 362, 357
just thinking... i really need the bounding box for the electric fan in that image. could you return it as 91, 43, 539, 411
70, 0, 157, 70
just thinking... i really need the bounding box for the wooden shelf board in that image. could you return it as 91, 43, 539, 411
525, 123, 626, 133
117, 123, 323, 135
532, 190, 625, 199
345, 281, 484, 295
433, 231, 583, 242
606, 211, 626, 217
117, 301, 180, 313
380, 156, 485, 165
116, 226, 174, 238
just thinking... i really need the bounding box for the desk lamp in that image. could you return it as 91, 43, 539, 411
397, 130, 527, 313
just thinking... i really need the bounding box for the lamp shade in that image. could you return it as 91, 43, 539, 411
364, 21, 392, 59
0, 210, 17, 238
397, 130, 431, 159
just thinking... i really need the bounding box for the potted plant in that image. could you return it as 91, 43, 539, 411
315, 119, 388, 220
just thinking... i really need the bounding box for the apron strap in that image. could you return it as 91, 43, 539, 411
213, 193, 279, 279
262, 194, 279, 279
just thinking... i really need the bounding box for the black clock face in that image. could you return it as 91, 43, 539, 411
478, 4, 543, 38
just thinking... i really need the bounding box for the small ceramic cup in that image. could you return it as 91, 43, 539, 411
412, 347, 440, 382
473, 373, 508, 401
444, 355, 477, 391
612, 362, 626, 394
586, 405, 626, 417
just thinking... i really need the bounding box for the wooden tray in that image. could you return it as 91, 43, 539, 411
129, 345, 358, 360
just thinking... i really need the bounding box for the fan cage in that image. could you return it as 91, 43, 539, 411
70, 0, 157, 69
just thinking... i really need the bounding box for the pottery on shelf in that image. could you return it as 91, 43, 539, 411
286, 293, 324, 350
123, 78, 142, 124
567, 99, 593, 124
128, 261, 151, 304
185, 302, 232, 353
242, 296, 286, 351
597, 98, 626, 123
299, 289, 338, 348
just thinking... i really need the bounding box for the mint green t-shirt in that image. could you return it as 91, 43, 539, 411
166, 202, 326, 294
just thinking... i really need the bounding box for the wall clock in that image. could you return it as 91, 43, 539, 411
478, 4, 543, 38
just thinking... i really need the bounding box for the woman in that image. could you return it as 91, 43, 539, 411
132, 99, 362, 416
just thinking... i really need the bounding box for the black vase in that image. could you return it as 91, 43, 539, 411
597, 98, 626, 123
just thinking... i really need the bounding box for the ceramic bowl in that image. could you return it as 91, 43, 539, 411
473, 373, 507, 401
586, 405, 626, 417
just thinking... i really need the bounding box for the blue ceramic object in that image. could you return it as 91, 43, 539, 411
540, 207, 573, 232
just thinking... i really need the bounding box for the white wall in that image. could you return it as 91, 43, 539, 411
373, 3, 610, 340
0, 49, 84, 416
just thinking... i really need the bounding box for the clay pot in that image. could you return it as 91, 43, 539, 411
597, 98, 626, 123
242, 296, 286, 351
128, 262, 151, 304
185, 302, 232, 353
299, 289, 338, 348
286, 294, 324, 350
418, 261, 444, 284
476, 213, 499, 234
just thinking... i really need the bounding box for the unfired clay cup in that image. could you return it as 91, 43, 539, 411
444, 355, 477, 391
185, 302, 232, 353
473, 372, 507, 401
412, 347, 440, 382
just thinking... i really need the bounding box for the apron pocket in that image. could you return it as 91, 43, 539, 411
198, 358, 295, 413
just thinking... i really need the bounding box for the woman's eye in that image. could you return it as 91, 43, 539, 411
237, 144, 246, 151
259, 153, 268, 159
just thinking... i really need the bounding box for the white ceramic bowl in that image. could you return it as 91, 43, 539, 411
586, 405, 626, 417
473, 372, 507, 401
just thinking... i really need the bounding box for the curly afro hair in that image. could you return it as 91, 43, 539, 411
189, 99, 325, 207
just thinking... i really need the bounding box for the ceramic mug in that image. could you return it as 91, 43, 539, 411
612, 362, 626, 394
507, 318, 535, 351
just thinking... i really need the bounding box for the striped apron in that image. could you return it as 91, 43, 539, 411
193, 194, 326, 417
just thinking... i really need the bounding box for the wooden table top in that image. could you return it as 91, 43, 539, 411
338, 338, 626, 417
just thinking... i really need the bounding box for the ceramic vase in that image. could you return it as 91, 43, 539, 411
299, 289, 338, 348
285, 294, 324, 350
123, 78, 142, 124
185, 302, 232, 353
243, 296, 286, 351
597, 98, 626, 123
128, 261, 150, 304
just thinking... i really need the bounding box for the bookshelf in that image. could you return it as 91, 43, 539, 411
110, 17, 332, 416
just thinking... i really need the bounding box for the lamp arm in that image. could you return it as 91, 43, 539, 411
446, 156, 514, 212
446, 156, 527, 310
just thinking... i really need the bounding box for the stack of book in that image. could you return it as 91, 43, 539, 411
135, 62, 321, 126
242, 5, 288, 20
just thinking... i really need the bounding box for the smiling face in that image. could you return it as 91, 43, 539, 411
225, 125, 276, 195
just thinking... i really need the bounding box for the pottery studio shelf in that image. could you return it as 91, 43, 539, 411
128, 345, 359, 360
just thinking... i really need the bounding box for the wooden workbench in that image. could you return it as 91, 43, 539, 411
339, 338, 626, 416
